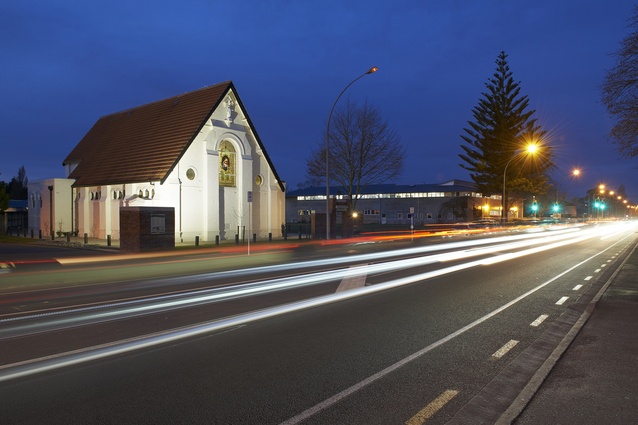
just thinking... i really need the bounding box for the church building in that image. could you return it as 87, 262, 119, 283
37, 81, 285, 244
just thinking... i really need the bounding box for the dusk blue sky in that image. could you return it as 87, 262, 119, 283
2, 1, 636, 203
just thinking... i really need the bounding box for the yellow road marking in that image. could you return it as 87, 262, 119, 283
406, 389, 459, 425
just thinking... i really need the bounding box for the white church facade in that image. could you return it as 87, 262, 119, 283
30, 81, 286, 243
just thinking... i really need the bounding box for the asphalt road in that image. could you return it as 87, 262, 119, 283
0, 223, 636, 424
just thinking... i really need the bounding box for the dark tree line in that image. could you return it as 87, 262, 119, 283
0, 166, 28, 211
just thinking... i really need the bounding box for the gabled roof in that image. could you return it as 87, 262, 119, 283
63, 81, 284, 191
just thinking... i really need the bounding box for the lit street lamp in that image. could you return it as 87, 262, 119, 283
502, 144, 537, 222
325, 67, 378, 239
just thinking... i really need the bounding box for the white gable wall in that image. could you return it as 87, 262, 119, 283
71, 88, 285, 243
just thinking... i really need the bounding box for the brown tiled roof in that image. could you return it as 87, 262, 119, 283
63, 81, 284, 190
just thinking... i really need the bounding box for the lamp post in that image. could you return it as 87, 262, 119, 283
501, 144, 537, 222
325, 67, 378, 240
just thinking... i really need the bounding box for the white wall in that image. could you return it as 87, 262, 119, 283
28, 178, 73, 238
71, 88, 285, 243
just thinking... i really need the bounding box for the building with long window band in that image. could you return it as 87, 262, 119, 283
286, 180, 506, 226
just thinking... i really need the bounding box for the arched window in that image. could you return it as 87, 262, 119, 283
219, 141, 236, 187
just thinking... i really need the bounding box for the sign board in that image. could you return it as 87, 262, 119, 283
150, 214, 166, 234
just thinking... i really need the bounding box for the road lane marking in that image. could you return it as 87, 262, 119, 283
336, 265, 368, 292
584, 276, 592, 281
601, 264, 607, 268
573, 284, 583, 291
3, 227, 630, 417
492, 340, 519, 359
556, 296, 569, 305
530, 314, 548, 327
594, 268, 601, 273
405, 390, 459, 425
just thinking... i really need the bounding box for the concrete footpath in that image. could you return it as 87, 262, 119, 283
509, 241, 638, 424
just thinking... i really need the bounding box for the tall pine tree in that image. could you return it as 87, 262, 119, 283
459, 51, 553, 214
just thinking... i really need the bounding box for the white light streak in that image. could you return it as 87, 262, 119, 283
1, 223, 635, 386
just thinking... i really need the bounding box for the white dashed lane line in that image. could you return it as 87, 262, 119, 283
492, 340, 519, 359
555, 296, 569, 305
530, 314, 549, 327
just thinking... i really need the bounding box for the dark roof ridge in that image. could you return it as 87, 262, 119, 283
99, 81, 233, 119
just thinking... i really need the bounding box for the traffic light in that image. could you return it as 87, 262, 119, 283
552, 203, 560, 213
531, 200, 539, 212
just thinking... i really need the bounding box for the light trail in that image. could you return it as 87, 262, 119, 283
1, 223, 635, 384
0, 224, 617, 339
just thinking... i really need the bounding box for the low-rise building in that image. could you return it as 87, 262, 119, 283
286, 179, 505, 227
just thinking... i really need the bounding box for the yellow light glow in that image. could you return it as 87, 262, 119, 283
526, 144, 538, 154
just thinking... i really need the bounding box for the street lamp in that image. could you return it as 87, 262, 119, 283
502, 144, 538, 222
325, 66, 378, 240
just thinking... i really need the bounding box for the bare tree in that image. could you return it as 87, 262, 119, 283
601, 6, 638, 158
307, 100, 404, 212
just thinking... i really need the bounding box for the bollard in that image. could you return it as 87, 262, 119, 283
215, 235, 219, 246
31, 229, 34, 238
195, 236, 199, 246
269, 232, 272, 242
107, 235, 111, 247
84, 233, 88, 245
235, 234, 239, 244
39, 229, 42, 240
253, 233, 256, 243
67, 233, 71, 243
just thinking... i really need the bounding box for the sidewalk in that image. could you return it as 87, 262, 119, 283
510, 241, 638, 424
